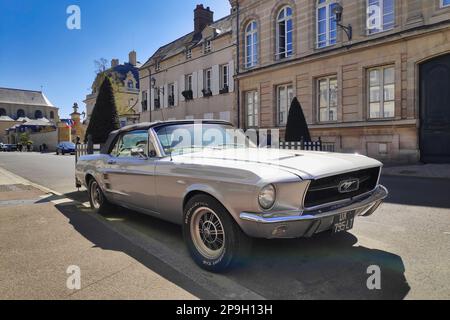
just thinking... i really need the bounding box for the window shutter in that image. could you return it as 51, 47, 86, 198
179, 75, 185, 102
174, 81, 179, 107
192, 71, 198, 99
150, 88, 155, 110
229, 60, 235, 93
197, 70, 204, 97
212, 65, 220, 95
164, 84, 169, 108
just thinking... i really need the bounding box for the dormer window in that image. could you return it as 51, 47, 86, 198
155, 60, 161, 71
127, 80, 134, 89
186, 48, 192, 60
204, 40, 212, 54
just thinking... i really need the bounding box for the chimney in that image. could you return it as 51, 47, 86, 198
129, 50, 137, 66
194, 4, 214, 35
111, 59, 119, 68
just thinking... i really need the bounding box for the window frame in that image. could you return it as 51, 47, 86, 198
204, 40, 212, 54
367, 0, 395, 35
367, 65, 396, 120
109, 130, 150, 159
186, 48, 192, 60
185, 74, 193, 91
245, 90, 259, 128
317, 75, 339, 123
441, 0, 450, 8
220, 64, 229, 89
276, 6, 294, 60
245, 20, 259, 68
276, 83, 294, 126
204, 68, 212, 91
316, 0, 338, 48
168, 83, 175, 107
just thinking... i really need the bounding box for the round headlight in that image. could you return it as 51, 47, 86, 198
258, 184, 276, 210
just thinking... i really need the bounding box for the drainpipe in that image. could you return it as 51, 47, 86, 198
235, 2, 241, 128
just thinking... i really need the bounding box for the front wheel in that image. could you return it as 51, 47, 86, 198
183, 195, 251, 272
88, 178, 113, 214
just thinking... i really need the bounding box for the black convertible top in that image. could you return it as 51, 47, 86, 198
100, 119, 232, 154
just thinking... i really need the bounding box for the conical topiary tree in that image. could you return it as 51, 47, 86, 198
85, 77, 120, 144
285, 97, 311, 142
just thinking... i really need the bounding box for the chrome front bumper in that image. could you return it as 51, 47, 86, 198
239, 185, 388, 239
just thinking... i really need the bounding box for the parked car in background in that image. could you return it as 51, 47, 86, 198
56, 142, 76, 155
75, 120, 388, 272
1, 143, 18, 152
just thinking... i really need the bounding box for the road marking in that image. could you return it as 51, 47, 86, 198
444, 232, 450, 235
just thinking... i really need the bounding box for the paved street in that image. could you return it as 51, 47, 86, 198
0, 152, 449, 299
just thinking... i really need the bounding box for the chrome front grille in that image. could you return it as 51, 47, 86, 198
304, 167, 381, 208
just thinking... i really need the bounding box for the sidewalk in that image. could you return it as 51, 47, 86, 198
0, 166, 197, 300
382, 164, 450, 180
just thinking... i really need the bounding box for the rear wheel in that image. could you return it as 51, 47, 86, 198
183, 194, 251, 272
88, 178, 113, 214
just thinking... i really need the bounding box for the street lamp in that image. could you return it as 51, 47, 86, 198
333, 4, 352, 42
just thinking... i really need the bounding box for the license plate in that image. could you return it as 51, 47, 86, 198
333, 211, 355, 234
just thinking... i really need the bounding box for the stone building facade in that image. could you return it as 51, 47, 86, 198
230, 0, 450, 163
0, 87, 59, 143
84, 51, 141, 127
139, 5, 236, 124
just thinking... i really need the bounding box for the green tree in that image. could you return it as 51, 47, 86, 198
285, 97, 311, 142
19, 133, 32, 145
85, 77, 120, 144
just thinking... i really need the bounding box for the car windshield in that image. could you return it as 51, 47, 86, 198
61, 142, 75, 148
154, 123, 257, 156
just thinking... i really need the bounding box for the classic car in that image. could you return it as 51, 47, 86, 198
76, 120, 388, 272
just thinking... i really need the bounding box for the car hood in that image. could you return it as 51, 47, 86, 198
174, 148, 382, 180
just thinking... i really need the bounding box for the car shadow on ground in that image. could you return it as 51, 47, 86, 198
55, 198, 411, 300
380, 176, 450, 209
232, 233, 410, 299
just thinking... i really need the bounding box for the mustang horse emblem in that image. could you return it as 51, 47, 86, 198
338, 179, 360, 193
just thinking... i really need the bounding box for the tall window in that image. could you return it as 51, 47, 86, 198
50, 111, 55, 119
221, 64, 229, 89
185, 74, 193, 91
368, 66, 395, 119
367, 0, 395, 34
277, 84, 294, 126
276, 6, 293, 59
317, 0, 338, 48
168, 83, 175, 107
142, 91, 148, 112
245, 21, 258, 68
204, 68, 212, 94
246, 91, 259, 128
318, 76, 338, 122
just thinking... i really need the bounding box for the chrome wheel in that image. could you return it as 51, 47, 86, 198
190, 207, 225, 260
90, 180, 103, 209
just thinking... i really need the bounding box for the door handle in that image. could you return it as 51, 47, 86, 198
107, 160, 117, 165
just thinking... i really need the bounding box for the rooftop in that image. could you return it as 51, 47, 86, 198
0, 87, 55, 107
141, 14, 232, 69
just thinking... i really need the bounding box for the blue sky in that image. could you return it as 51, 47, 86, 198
0, 0, 230, 118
